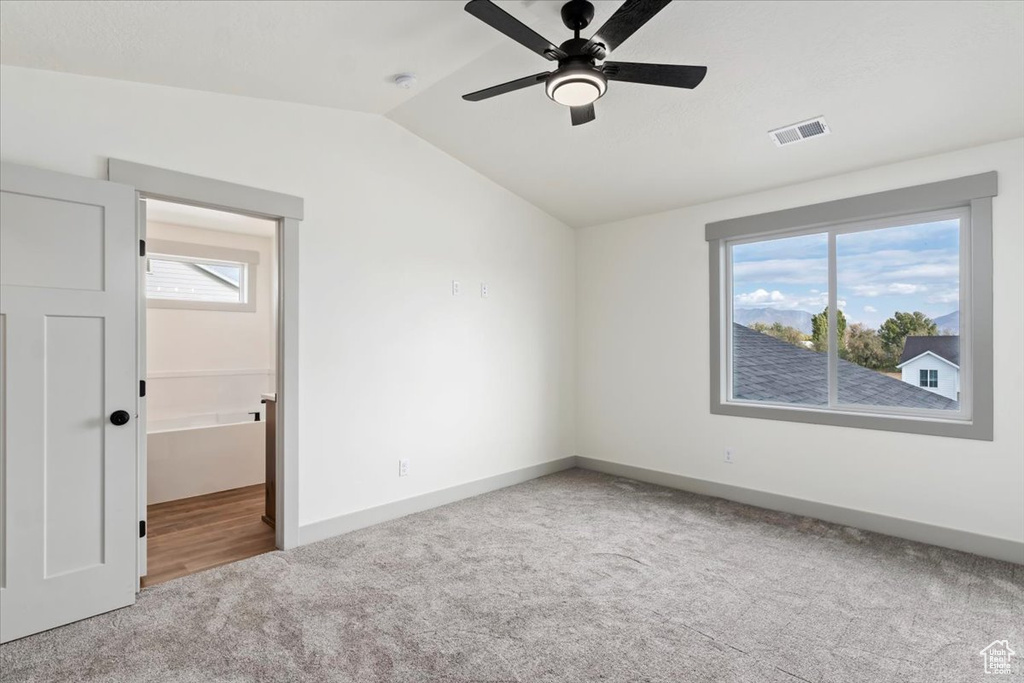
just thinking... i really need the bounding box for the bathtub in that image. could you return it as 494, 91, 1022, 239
147, 411, 265, 504
148, 410, 262, 433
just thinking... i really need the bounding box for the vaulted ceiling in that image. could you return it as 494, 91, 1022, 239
3, 1, 1022, 227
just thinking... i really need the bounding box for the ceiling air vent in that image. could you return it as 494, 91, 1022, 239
769, 116, 830, 147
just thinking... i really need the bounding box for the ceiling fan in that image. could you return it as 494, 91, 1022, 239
461, 0, 706, 126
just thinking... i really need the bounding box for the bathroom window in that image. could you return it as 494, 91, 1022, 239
146, 240, 259, 311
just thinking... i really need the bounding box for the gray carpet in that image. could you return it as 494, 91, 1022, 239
1, 469, 1021, 682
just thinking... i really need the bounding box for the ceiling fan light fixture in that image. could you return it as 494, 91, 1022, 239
545, 67, 607, 107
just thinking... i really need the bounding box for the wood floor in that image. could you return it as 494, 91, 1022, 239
143, 484, 276, 587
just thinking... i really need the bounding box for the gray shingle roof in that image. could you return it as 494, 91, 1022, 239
899, 335, 960, 367
732, 324, 958, 410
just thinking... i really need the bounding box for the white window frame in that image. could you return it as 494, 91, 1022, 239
707, 173, 995, 441
145, 238, 259, 312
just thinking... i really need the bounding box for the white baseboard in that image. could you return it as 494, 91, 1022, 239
576, 456, 1024, 565
298, 457, 577, 546
296, 454, 1022, 565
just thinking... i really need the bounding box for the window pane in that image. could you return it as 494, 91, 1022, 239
146, 257, 245, 303
836, 218, 960, 410
731, 233, 828, 405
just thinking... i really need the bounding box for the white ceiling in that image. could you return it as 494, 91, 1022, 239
0, 0, 503, 115
3, 1, 1022, 227
147, 199, 276, 237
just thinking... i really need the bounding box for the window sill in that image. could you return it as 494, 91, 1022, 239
710, 399, 991, 440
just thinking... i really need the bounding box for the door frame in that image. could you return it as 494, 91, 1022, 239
108, 160, 303, 563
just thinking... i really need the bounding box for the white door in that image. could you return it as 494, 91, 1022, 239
0, 162, 138, 643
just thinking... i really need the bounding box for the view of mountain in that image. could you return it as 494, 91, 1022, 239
734, 308, 814, 335
934, 310, 959, 334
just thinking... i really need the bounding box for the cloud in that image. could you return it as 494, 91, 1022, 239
864, 305, 877, 313
850, 283, 929, 297
733, 288, 847, 313
735, 288, 786, 305
733, 258, 827, 286
887, 283, 925, 295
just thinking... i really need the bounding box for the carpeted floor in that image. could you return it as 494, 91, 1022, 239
1, 468, 1021, 682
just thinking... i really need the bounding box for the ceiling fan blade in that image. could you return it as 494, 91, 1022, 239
570, 103, 596, 126
462, 72, 551, 102
602, 62, 707, 89
586, 0, 672, 56
465, 0, 567, 60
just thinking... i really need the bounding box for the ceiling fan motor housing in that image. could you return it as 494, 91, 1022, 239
561, 0, 595, 32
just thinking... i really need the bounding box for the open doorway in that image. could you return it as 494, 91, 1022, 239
141, 199, 278, 587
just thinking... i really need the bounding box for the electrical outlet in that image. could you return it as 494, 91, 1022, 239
398, 459, 410, 477
480, 282, 488, 298
724, 448, 735, 464
452, 280, 461, 296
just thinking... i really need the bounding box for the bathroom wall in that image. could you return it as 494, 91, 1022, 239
146, 221, 275, 502
146, 221, 276, 424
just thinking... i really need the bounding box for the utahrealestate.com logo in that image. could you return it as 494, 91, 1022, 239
980, 641, 1017, 675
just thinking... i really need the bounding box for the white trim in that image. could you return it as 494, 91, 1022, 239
827, 231, 838, 406
109, 159, 303, 221
297, 455, 1023, 565
109, 162, 303, 563
575, 457, 1024, 564
277, 217, 300, 550
896, 350, 960, 370
709, 175, 993, 440
147, 239, 260, 266
136, 197, 147, 590
298, 458, 577, 546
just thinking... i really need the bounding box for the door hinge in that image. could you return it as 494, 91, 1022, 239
139, 520, 147, 538
140, 380, 146, 397
140, 239, 146, 257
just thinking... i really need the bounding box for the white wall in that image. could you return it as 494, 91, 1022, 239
0, 66, 576, 528
576, 137, 1024, 544
146, 222, 276, 424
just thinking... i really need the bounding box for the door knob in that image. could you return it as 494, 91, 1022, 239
110, 410, 131, 426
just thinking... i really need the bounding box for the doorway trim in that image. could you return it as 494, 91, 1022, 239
108, 159, 302, 557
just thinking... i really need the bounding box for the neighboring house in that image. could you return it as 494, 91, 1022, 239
146, 257, 241, 303
897, 336, 960, 402
733, 324, 958, 410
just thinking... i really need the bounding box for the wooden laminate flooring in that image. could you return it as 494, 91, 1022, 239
143, 484, 276, 587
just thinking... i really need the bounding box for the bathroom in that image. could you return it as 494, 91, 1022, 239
143, 199, 278, 586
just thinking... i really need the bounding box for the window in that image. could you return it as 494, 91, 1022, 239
145, 239, 259, 312
707, 173, 995, 440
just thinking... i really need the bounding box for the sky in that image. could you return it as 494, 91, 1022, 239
732, 219, 960, 329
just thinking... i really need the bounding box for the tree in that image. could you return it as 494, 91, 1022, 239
878, 311, 937, 361
810, 306, 847, 353
844, 323, 888, 370
750, 322, 807, 347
